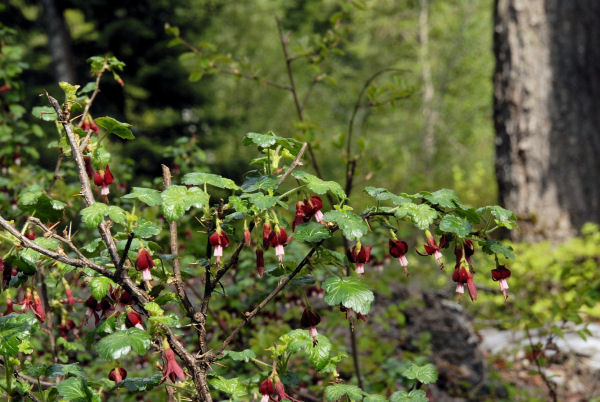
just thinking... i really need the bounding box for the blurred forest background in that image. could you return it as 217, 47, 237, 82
2, 0, 600, 400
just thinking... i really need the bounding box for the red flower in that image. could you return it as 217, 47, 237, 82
3, 298, 14, 316
62, 278, 76, 308
262, 223, 272, 250
306, 195, 324, 223
259, 378, 273, 402
417, 230, 444, 268
452, 266, 477, 301
25, 231, 36, 241
108, 367, 127, 384
17, 289, 45, 322
256, 249, 265, 277
389, 239, 409, 276
243, 225, 251, 246
348, 243, 372, 277
292, 200, 308, 231
270, 226, 288, 264
125, 309, 144, 330
83, 156, 94, 179
274, 381, 301, 402
93, 164, 114, 196
491, 266, 511, 301
209, 229, 230, 266
135, 249, 154, 281
84, 295, 101, 326
58, 319, 80, 339
301, 308, 321, 346
161, 347, 186, 383
293, 196, 325, 231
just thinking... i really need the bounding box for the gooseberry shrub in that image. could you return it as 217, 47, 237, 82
0, 20, 517, 402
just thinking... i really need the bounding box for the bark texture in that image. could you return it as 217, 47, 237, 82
494, 0, 600, 241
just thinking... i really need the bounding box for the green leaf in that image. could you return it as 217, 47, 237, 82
59, 81, 80, 103
390, 390, 429, 402
34, 237, 60, 250
144, 302, 164, 316
324, 384, 363, 401
31, 106, 57, 121
477, 205, 517, 229
364, 394, 389, 402
480, 239, 515, 259
243, 192, 279, 210
222, 349, 256, 363
96, 328, 151, 360
82, 238, 103, 253
18, 186, 65, 221
45, 364, 85, 379
79, 81, 97, 95
439, 214, 472, 238
322, 277, 374, 315
364, 186, 410, 205
420, 188, 460, 208
293, 222, 331, 242
292, 170, 346, 200
161, 185, 209, 221
241, 175, 279, 192
322, 210, 368, 240
183, 171, 240, 190
286, 329, 332, 371
134, 219, 162, 238
95, 116, 135, 140
80, 203, 108, 228
209, 376, 247, 399
243, 131, 303, 153
401, 363, 438, 384
107, 206, 126, 225
89, 277, 114, 301
0, 314, 37, 357
122, 187, 162, 206
118, 375, 162, 392
395, 202, 438, 230
57, 377, 98, 402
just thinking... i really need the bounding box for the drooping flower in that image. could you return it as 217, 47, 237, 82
243, 222, 251, 246
58, 319, 79, 339
135, 248, 154, 281
83, 155, 94, 179
262, 223, 272, 250
340, 304, 367, 323
274, 381, 301, 402
417, 230, 444, 268
454, 241, 478, 301
3, 298, 14, 316
125, 309, 144, 330
161, 346, 186, 383
108, 367, 127, 384
93, 164, 114, 196
491, 265, 511, 301
209, 225, 230, 266
256, 249, 265, 277
293, 200, 308, 231
270, 225, 288, 264
62, 278, 76, 308
307, 195, 324, 223
259, 378, 273, 402
452, 266, 469, 300
84, 295, 102, 326
301, 308, 321, 346
25, 231, 36, 241
389, 239, 409, 276
348, 243, 372, 277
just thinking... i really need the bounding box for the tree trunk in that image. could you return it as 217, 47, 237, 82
41, 0, 76, 83
494, 0, 600, 241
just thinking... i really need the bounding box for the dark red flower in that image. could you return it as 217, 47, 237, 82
108, 367, 127, 384
209, 229, 230, 266
417, 230, 444, 268
348, 243, 372, 277
84, 295, 101, 326
274, 381, 301, 402
161, 347, 186, 383
389, 239, 409, 276
491, 265, 511, 301
25, 231, 36, 241
270, 226, 288, 264
452, 266, 477, 301
259, 378, 273, 402
84, 156, 94, 179
256, 249, 265, 277
301, 308, 321, 346
306, 195, 324, 223
58, 319, 79, 339
93, 165, 114, 196
62, 278, 76, 308
262, 223, 272, 250
135, 249, 154, 281
125, 309, 144, 330
243, 225, 251, 246
293, 200, 308, 231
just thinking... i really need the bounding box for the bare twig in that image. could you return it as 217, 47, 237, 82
525, 327, 557, 402
277, 142, 307, 186
117, 232, 135, 271
275, 16, 324, 181
162, 165, 206, 350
